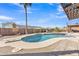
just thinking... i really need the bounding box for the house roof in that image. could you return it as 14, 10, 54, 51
68, 24, 79, 27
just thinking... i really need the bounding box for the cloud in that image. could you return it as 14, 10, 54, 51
12, 3, 23, 8
49, 13, 67, 19
36, 19, 49, 24
18, 9, 32, 14
12, 3, 38, 14
55, 4, 68, 19
27, 7, 39, 14
55, 5, 68, 19
13, 4, 33, 14
56, 4, 64, 15
56, 15, 67, 18
48, 3, 54, 6
48, 3, 59, 6
57, 5, 64, 12
14, 21, 25, 25
27, 7, 38, 10
0, 15, 14, 20
27, 11, 32, 13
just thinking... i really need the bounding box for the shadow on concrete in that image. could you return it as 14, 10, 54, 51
2, 50, 79, 56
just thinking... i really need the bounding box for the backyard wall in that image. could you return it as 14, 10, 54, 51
0, 28, 46, 36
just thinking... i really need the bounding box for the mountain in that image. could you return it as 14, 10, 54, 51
16, 25, 45, 29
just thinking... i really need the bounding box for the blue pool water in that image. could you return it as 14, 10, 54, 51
21, 34, 65, 42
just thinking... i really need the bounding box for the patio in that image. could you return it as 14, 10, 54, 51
0, 36, 79, 56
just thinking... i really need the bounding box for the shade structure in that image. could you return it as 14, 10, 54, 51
61, 3, 79, 20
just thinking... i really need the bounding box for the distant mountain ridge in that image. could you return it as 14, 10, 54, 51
16, 25, 45, 29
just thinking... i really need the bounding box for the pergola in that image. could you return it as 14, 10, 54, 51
61, 3, 79, 20
61, 3, 79, 32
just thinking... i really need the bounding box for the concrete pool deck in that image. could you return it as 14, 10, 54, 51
0, 33, 79, 56
0, 39, 79, 56
0, 33, 64, 52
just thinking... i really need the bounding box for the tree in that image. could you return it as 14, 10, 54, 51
53, 27, 62, 32
20, 3, 31, 34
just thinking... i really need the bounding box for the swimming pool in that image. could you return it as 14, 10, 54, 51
21, 33, 65, 42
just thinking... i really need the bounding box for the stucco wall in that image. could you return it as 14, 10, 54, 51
0, 28, 46, 36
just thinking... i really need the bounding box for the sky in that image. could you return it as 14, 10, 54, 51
0, 3, 79, 28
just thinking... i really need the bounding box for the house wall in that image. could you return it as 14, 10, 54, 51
68, 25, 79, 32
70, 26, 79, 30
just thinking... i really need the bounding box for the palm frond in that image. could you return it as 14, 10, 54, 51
20, 3, 32, 6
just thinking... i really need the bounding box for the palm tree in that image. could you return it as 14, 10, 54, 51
20, 3, 31, 34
